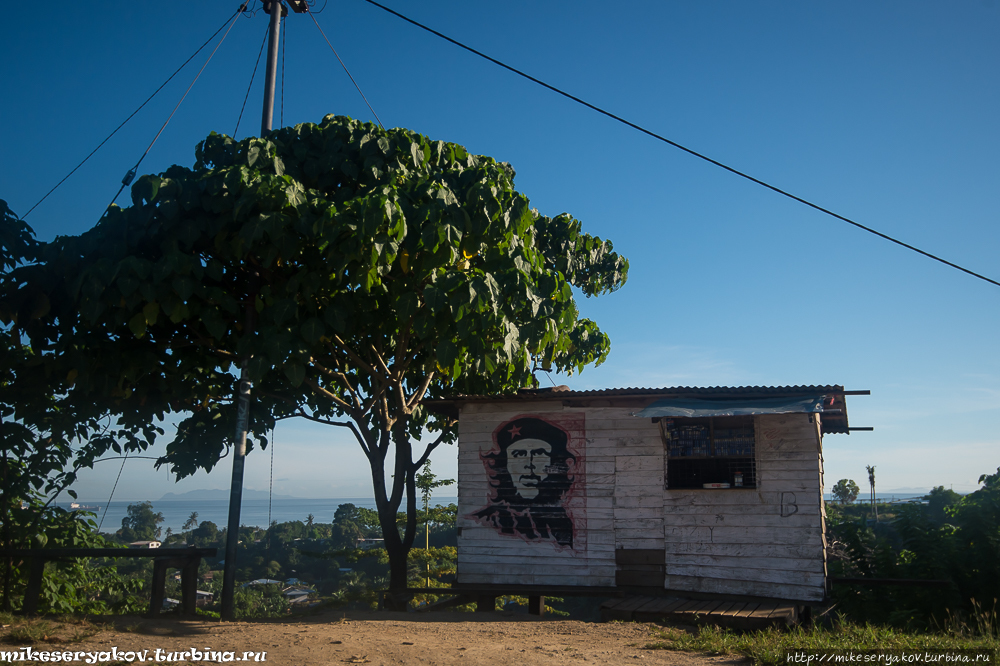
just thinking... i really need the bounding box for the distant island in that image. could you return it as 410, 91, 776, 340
159, 489, 298, 501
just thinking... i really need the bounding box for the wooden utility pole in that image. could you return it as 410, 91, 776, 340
220, 0, 306, 621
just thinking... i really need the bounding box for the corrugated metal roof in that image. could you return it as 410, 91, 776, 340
428, 384, 846, 400
424, 385, 859, 435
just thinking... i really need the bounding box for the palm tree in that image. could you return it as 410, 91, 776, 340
183, 511, 199, 530
306, 513, 315, 527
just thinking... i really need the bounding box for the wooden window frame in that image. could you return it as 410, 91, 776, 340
658, 415, 758, 490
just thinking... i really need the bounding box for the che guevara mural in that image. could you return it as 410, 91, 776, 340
471, 413, 586, 551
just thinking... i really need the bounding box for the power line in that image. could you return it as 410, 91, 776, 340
360, 0, 1000, 290
309, 12, 385, 130
235, 23, 271, 137
103, 6, 244, 215
97, 453, 128, 533
23, 5, 250, 220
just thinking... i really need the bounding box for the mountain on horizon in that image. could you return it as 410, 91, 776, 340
159, 488, 298, 501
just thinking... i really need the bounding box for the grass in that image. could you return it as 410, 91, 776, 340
2, 620, 57, 644
0, 613, 106, 645
645, 611, 999, 665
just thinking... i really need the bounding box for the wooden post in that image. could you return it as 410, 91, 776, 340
22, 558, 44, 615
475, 595, 496, 613
181, 558, 199, 615
528, 595, 545, 617
149, 559, 168, 618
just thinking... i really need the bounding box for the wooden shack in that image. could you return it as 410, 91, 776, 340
427, 385, 862, 603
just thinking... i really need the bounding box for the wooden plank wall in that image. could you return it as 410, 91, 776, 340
455, 402, 827, 601
663, 414, 827, 601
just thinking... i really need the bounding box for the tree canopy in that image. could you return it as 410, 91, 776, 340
0, 115, 628, 599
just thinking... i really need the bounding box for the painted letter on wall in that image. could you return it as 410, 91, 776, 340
470, 413, 587, 551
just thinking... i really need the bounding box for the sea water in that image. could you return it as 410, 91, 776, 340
56, 497, 459, 534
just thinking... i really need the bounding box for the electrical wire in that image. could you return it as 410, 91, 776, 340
360, 0, 1000, 290
309, 12, 385, 130
103, 5, 244, 215
234, 23, 271, 137
267, 426, 275, 563
22, 5, 249, 220
97, 453, 128, 532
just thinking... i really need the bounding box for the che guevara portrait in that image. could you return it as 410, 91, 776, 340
471, 414, 585, 549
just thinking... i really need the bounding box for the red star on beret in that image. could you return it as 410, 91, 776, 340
507, 424, 521, 437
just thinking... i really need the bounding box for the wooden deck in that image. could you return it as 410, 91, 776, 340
600, 596, 801, 630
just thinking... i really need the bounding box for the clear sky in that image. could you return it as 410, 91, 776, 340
3, 1, 998, 501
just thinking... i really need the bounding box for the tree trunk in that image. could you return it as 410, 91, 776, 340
370, 443, 410, 610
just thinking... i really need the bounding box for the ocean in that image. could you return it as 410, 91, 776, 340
57, 497, 459, 534
60, 492, 930, 535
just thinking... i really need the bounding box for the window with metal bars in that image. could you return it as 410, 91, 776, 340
658, 416, 757, 489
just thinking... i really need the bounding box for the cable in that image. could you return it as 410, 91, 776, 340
97, 453, 128, 532
92, 456, 161, 464
309, 13, 385, 130
103, 5, 244, 215
22, 5, 249, 220
361, 0, 1000, 290
235, 23, 271, 137
267, 426, 275, 565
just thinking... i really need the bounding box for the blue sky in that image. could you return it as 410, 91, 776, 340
3, 1, 998, 500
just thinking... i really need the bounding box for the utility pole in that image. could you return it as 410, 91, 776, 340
259, 0, 284, 136
220, 0, 306, 621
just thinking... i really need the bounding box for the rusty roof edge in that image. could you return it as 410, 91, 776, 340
423, 385, 860, 404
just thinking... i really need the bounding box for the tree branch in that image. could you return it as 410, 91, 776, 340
330, 334, 382, 379
412, 427, 453, 471
309, 357, 363, 411
405, 370, 436, 413
291, 409, 371, 458
370, 342, 392, 378
393, 319, 412, 378
303, 377, 356, 416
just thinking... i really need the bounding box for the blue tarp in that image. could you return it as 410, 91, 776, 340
636, 396, 827, 418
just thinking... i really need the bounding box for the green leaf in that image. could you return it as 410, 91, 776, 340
270, 299, 296, 325
424, 286, 447, 314
118, 275, 140, 296
143, 302, 160, 325
128, 312, 147, 338
172, 275, 195, 301
396, 291, 419, 320
284, 361, 306, 387
436, 339, 458, 368
248, 355, 270, 381
301, 317, 324, 344
202, 308, 226, 340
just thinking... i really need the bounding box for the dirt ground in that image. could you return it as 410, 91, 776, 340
2, 610, 745, 666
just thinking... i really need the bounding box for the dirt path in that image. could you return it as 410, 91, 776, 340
5, 610, 745, 666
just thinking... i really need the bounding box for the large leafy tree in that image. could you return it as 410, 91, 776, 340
0, 115, 627, 605
0, 201, 141, 611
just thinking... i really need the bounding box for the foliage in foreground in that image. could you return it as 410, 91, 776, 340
646, 613, 999, 665
826, 468, 1000, 626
